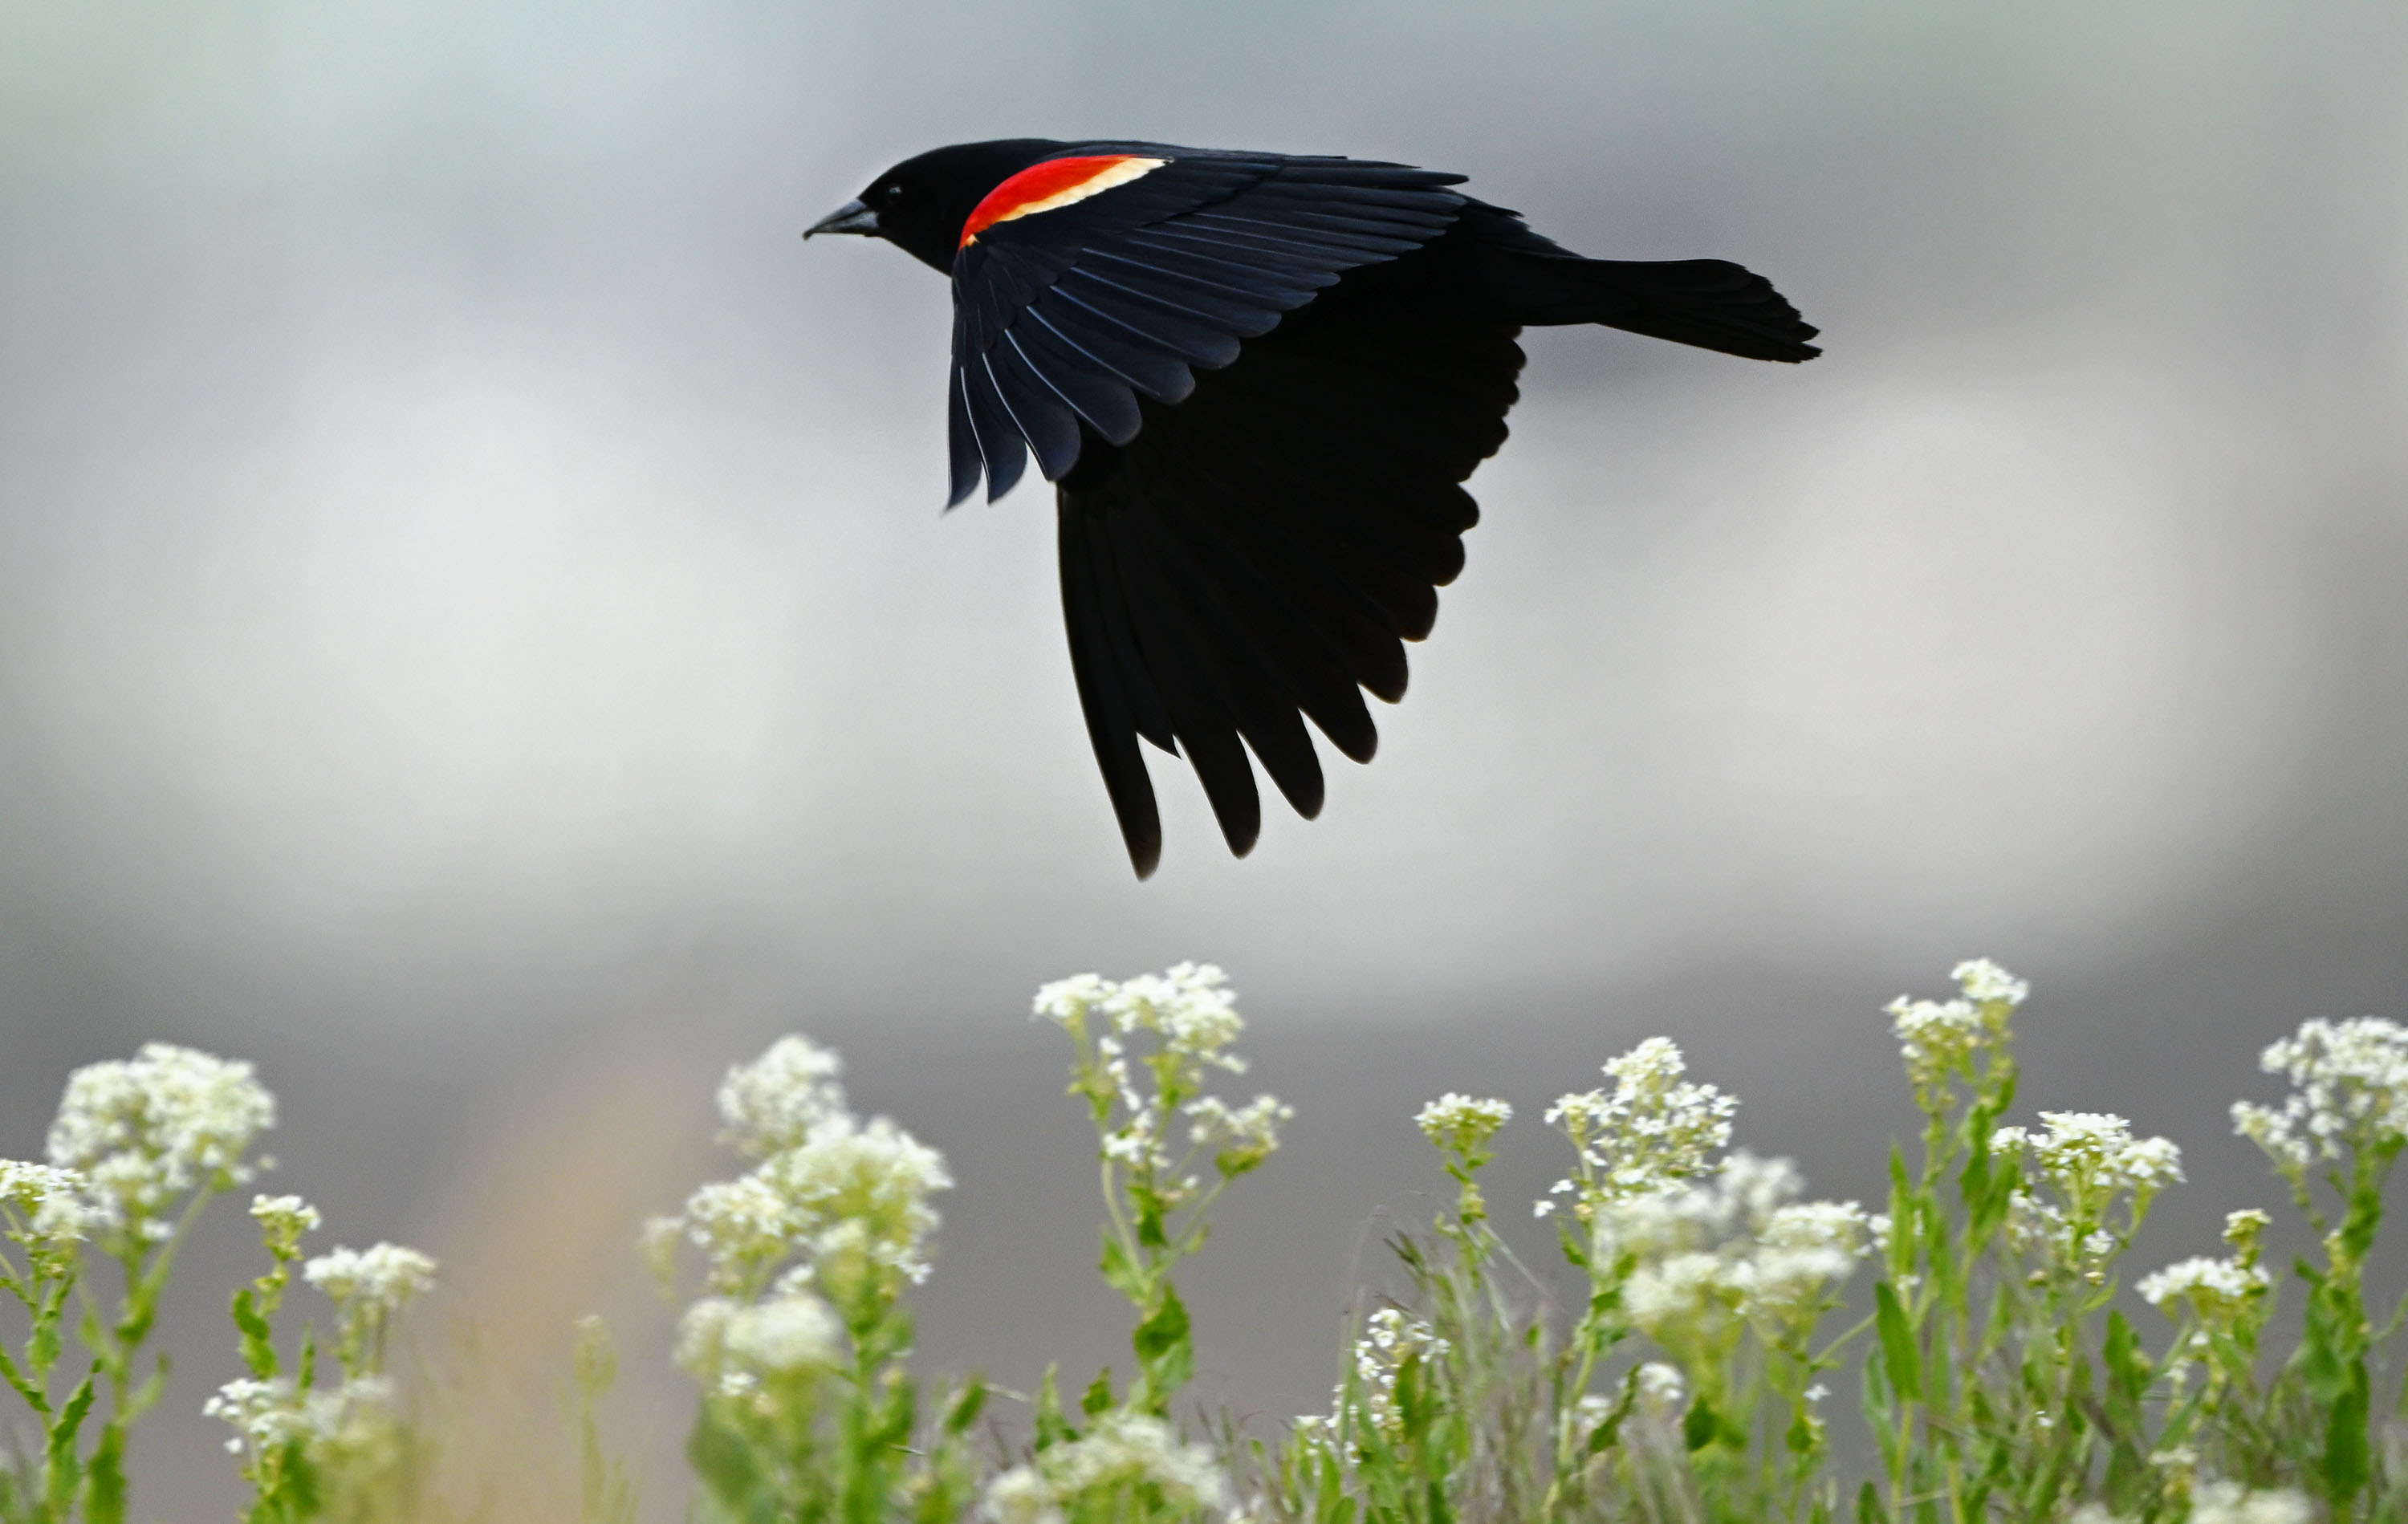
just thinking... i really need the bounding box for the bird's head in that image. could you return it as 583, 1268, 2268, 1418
806, 139, 1065, 273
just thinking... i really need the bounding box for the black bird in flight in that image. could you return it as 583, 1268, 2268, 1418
807, 139, 1817, 878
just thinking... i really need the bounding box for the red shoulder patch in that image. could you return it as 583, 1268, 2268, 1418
959, 154, 1169, 248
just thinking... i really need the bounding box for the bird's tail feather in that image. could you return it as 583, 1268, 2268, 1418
1499, 250, 1822, 363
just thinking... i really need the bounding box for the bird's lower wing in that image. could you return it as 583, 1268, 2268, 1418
1056, 273, 1524, 876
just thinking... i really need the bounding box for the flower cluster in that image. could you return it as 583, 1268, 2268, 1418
205, 1373, 398, 1457
769, 1116, 954, 1298
674, 1292, 843, 1398
2139, 1209, 2272, 1340
1036, 962, 1247, 1073
1540, 1038, 1737, 1218
2138, 1255, 2268, 1326
0, 1160, 100, 1274
303, 1242, 435, 1308
983, 1411, 1232, 1524
306, 1241, 437, 1374
203, 1371, 408, 1503
248, 1193, 321, 1255
1036, 963, 1287, 1189
1413, 1094, 1512, 1156
43, 1042, 275, 1249
1886, 959, 2024, 1108
1036, 964, 1289, 1220
1184, 1095, 1295, 1178
1594, 1153, 1881, 1353
649, 1031, 952, 1356
1991, 1112, 2184, 1207
1991, 1112, 2181, 1280
1347, 1308, 1451, 1437
718, 1035, 848, 1158
2231, 1015, 2408, 1172
2189, 1481, 2316, 1524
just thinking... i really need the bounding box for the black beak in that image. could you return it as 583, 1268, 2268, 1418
804, 200, 881, 239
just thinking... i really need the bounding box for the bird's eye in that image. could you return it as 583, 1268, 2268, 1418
881, 185, 904, 204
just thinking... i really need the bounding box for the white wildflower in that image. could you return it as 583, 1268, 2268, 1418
2232, 1015, 2408, 1170
304, 1243, 437, 1314
1597, 1154, 1873, 1349
1635, 1361, 1686, 1416
0, 1160, 100, 1260
2003, 1189, 2068, 1259
1571, 1392, 1616, 1433
982, 1411, 1230, 1524
640, 1213, 685, 1292
717, 1036, 848, 1160
1544, 1038, 1736, 1212
983, 1465, 1064, 1524
1887, 998, 1987, 1103
307, 1242, 436, 1376
205, 1373, 401, 1471
248, 1193, 319, 1238
1991, 1112, 2182, 1234
1108, 962, 1246, 1071
674, 1292, 841, 1394
1951, 958, 2029, 1007
725, 1293, 840, 1374
1032, 973, 1114, 1030
759, 1112, 952, 1289
2230, 1100, 2313, 1173
1341, 1308, 1450, 1435
1596, 1152, 1801, 1261
1625, 1250, 1747, 1346
673, 1298, 741, 1389
1751, 1201, 1881, 1318
2138, 1256, 2269, 1327
1888, 961, 2024, 1103
2190, 1481, 2314, 1524
679, 1172, 803, 1294
45, 1042, 275, 1245
1186, 1094, 1293, 1175
205, 1376, 299, 1453
1414, 1094, 1512, 1154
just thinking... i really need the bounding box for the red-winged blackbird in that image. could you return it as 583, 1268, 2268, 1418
808, 139, 1818, 878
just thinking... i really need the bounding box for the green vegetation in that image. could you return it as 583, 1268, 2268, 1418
4, 961, 2402, 1522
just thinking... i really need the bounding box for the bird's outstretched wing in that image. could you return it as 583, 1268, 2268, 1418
947, 147, 1467, 505
1056, 264, 1524, 876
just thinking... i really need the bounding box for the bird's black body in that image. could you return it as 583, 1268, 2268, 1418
809, 139, 1818, 877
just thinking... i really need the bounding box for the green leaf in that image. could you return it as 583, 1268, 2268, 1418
233, 1289, 279, 1380
1133, 1189, 1169, 1251
684, 1405, 763, 1512
1133, 1282, 1192, 1402
943, 1376, 987, 1436
1875, 1280, 1922, 1403
0, 1339, 48, 1416
1098, 1231, 1144, 1303
1856, 1481, 1882, 1524
2321, 1363, 2370, 1502
1682, 1393, 1719, 1453
1035, 1364, 1076, 1450
83, 1422, 125, 1524
1081, 1367, 1114, 1418
46, 1368, 97, 1507
2103, 1311, 2147, 1407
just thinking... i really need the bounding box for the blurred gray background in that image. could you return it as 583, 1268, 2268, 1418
2, 0, 2404, 1515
